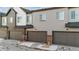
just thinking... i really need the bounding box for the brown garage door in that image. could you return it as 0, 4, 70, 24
10, 30, 24, 40
52, 31, 79, 47
27, 31, 47, 43
0, 29, 7, 38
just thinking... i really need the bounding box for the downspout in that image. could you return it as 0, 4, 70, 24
0, 13, 3, 27
22, 13, 27, 41
24, 13, 28, 41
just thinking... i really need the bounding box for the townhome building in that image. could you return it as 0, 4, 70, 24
0, 7, 79, 42
0, 7, 33, 40
31, 7, 79, 35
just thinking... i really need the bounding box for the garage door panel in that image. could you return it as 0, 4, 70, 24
0, 30, 7, 38
27, 31, 47, 43
53, 31, 79, 47
10, 31, 23, 40
74, 37, 79, 47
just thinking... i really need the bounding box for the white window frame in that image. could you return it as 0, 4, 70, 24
2, 17, 7, 26
69, 10, 76, 22
40, 14, 47, 21
16, 16, 22, 26
70, 11, 75, 19
16, 15, 26, 26
56, 11, 64, 20
27, 15, 32, 24
17, 16, 22, 23
69, 9, 79, 22
10, 17, 13, 23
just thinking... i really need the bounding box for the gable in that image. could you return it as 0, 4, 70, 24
13, 7, 26, 15
6, 8, 17, 16
7, 8, 16, 16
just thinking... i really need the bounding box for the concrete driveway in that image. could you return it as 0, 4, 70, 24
0, 38, 79, 51
0, 38, 42, 51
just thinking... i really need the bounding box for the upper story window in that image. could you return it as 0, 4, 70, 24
40, 14, 47, 21
17, 16, 22, 23
27, 15, 32, 24
56, 11, 64, 20
10, 17, 13, 23
16, 15, 26, 26
70, 11, 75, 19
2, 17, 7, 26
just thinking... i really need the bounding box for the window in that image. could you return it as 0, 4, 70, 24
16, 16, 26, 26
17, 17, 22, 23
71, 11, 75, 19
10, 17, 13, 23
56, 11, 64, 20
40, 14, 47, 21
2, 17, 7, 26
27, 15, 32, 24
27, 16, 30, 23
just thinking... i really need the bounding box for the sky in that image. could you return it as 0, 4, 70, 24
0, 7, 46, 13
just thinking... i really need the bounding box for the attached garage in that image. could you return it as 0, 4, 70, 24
10, 29, 24, 40
0, 28, 7, 38
27, 31, 47, 43
52, 31, 79, 47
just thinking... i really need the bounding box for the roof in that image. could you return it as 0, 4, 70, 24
6, 7, 32, 15
31, 7, 76, 12
0, 12, 6, 16
6, 8, 17, 16
0, 7, 77, 16
20, 7, 32, 14
31, 7, 65, 12
0, 7, 31, 16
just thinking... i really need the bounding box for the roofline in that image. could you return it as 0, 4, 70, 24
31, 7, 77, 12
6, 8, 17, 16
1, 7, 77, 15
20, 7, 32, 14
0, 12, 6, 16
20, 7, 27, 14
31, 7, 65, 12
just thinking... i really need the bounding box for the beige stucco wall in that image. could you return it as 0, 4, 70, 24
32, 8, 69, 35
7, 9, 16, 30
